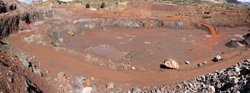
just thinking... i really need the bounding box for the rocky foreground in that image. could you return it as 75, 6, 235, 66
150, 59, 250, 93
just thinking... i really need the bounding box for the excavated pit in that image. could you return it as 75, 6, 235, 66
40, 18, 248, 70
0, 4, 250, 93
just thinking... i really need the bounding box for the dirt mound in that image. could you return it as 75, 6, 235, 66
128, 1, 196, 13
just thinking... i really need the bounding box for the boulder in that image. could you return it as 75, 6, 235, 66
164, 59, 179, 69
212, 55, 223, 62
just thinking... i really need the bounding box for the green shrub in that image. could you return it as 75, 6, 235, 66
116, 2, 118, 4
57, 1, 67, 4
101, 2, 105, 8
145, 0, 147, 1
86, 3, 90, 8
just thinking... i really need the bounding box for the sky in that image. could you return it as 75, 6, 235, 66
17, 0, 250, 3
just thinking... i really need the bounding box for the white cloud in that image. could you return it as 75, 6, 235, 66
238, 0, 250, 2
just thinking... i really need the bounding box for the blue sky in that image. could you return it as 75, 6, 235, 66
17, 0, 250, 3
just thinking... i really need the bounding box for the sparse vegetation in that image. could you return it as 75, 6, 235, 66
86, 3, 90, 8
116, 2, 118, 4
101, 2, 105, 8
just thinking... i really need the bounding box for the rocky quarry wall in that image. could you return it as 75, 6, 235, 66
0, 10, 56, 39
55, 18, 189, 30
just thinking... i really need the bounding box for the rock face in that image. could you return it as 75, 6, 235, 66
0, 0, 7, 13
164, 59, 179, 69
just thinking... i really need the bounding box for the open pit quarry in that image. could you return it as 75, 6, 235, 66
1, 0, 250, 93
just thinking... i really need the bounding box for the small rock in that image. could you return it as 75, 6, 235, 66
90, 77, 94, 80
123, 65, 128, 70
213, 55, 223, 62
203, 61, 207, 64
131, 67, 135, 70
75, 76, 85, 84
58, 72, 65, 78
229, 76, 238, 85
82, 87, 92, 93
19, 56, 30, 67
235, 67, 241, 72
244, 59, 250, 62
72, 84, 82, 93
92, 84, 97, 91
207, 86, 215, 93
59, 38, 63, 43
131, 87, 141, 93
185, 61, 190, 64
164, 59, 179, 69
106, 82, 114, 89
8, 78, 13, 83
197, 63, 202, 67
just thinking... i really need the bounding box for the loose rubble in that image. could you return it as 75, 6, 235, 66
151, 59, 250, 93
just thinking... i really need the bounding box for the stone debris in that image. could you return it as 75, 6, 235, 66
19, 56, 30, 67
106, 82, 114, 89
197, 63, 202, 67
58, 72, 65, 78
72, 84, 82, 93
131, 87, 141, 93
151, 59, 250, 93
75, 76, 85, 84
82, 87, 92, 93
131, 66, 135, 70
185, 61, 190, 64
213, 55, 223, 62
164, 59, 179, 69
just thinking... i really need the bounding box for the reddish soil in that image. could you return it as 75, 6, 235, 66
1, 1, 250, 92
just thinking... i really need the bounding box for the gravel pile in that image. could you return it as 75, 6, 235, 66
151, 59, 250, 93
